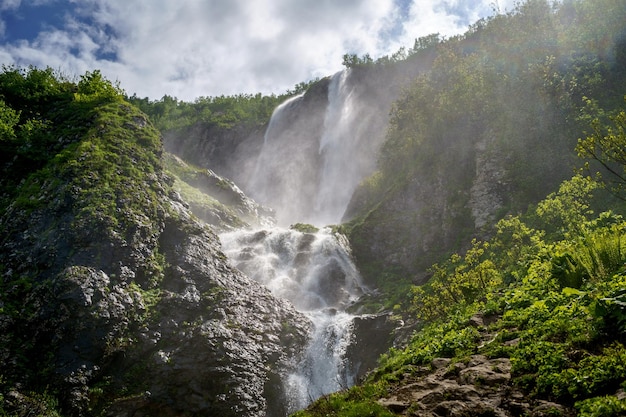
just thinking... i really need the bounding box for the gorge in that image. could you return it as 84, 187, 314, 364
2, 1, 626, 416
219, 68, 399, 414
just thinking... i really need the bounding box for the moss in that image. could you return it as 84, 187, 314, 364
290, 223, 319, 234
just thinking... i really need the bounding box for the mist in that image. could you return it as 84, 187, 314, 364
242, 66, 411, 227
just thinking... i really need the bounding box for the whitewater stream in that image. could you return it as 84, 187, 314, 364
219, 228, 366, 412
220, 69, 379, 413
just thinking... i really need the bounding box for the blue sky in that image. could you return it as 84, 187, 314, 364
0, 0, 517, 101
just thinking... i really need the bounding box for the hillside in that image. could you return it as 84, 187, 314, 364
343, 0, 626, 294
1, 0, 626, 416
0, 68, 310, 417
292, 0, 626, 415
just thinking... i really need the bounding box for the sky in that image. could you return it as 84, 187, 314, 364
0, 0, 518, 101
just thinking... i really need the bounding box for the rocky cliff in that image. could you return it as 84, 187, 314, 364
0, 97, 310, 416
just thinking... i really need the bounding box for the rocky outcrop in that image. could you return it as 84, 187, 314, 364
163, 122, 266, 190
377, 355, 571, 416
345, 313, 402, 382
102, 202, 311, 417
0, 101, 310, 417
347, 152, 477, 285
165, 153, 275, 231
468, 135, 508, 230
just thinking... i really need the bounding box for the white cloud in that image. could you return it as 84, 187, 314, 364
0, 0, 22, 11
0, 0, 509, 100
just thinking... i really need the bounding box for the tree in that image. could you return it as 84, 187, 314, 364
0, 100, 19, 142
342, 53, 373, 68
75, 70, 124, 102
576, 99, 626, 199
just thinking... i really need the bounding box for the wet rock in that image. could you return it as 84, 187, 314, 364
0, 104, 310, 417
432, 357, 452, 369
345, 313, 401, 381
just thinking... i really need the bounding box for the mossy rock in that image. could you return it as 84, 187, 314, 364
290, 223, 319, 234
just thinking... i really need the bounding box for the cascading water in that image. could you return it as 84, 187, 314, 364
313, 69, 361, 226
220, 70, 388, 413
248, 92, 306, 209
248, 69, 377, 227
246, 92, 318, 226
220, 227, 366, 413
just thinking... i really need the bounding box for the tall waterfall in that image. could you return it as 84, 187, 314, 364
219, 227, 366, 413
313, 70, 360, 226
248, 69, 376, 227
247, 92, 315, 226
221, 69, 390, 413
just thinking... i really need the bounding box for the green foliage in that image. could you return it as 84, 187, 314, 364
410, 239, 501, 321
128, 90, 291, 132
0, 66, 169, 413
348, 0, 626, 289
535, 175, 599, 239
75, 70, 124, 102
0, 65, 74, 117
342, 53, 374, 68
546, 343, 626, 400
0, 66, 128, 213
293, 382, 394, 417
290, 223, 319, 234
0, 100, 19, 141
576, 395, 626, 417
319, 164, 626, 414
342, 33, 441, 69
577, 101, 626, 199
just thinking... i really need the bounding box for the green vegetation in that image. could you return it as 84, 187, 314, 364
2, 0, 626, 415
296, 0, 626, 415
342, 33, 442, 68
346, 0, 626, 291
299, 174, 626, 416
164, 153, 249, 229
127, 78, 318, 133
0, 66, 168, 416
290, 223, 320, 234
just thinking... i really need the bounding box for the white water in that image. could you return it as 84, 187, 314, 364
222, 71, 379, 412
249, 69, 372, 227
248, 92, 305, 205
312, 70, 360, 226
219, 227, 366, 413
247, 92, 311, 226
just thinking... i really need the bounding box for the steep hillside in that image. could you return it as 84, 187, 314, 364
292, 0, 626, 415
0, 68, 310, 417
296, 172, 626, 416
344, 0, 626, 292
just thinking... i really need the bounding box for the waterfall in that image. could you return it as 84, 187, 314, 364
220, 69, 391, 413
312, 69, 360, 226
246, 92, 317, 226
248, 92, 305, 201
219, 227, 366, 413
248, 69, 378, 227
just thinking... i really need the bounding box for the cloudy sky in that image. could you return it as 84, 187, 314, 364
0, 0, 517, 101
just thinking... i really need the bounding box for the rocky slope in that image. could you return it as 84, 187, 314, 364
0, 97, 310, 416
375, 314, 574, 417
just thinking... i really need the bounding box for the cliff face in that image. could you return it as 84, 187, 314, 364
345, 132, 517, 284
163, 58, 434, 227
345, 120, 576, 286
163, 78, 331, 200
0, 100, 310, 417
163, 121, 266, 191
